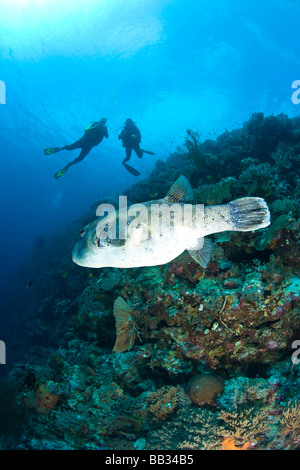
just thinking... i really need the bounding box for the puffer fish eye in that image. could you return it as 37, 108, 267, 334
80, 228, 86, 238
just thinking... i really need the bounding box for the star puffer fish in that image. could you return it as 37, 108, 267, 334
72, 175, 270, 269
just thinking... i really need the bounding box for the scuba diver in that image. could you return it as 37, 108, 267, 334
118, 118, 155, 176
44, 118, 109, 179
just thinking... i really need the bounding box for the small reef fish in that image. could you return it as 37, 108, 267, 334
72, 175, 270, 269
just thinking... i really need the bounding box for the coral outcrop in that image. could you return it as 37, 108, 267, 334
1, 113, 299, 450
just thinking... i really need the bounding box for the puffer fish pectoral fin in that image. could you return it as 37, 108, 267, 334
187, 237, 213, 268
164, 175, 194, 203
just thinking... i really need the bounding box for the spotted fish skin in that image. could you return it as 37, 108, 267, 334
72, 176, 270, 269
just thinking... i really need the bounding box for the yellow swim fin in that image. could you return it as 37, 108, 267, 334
44, 147, 61, 155
54, 167, 68, 179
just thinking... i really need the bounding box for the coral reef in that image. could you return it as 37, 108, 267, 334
0, 113, 299, 450
185, 373, 224, 405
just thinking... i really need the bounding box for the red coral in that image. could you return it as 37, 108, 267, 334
24, 384, 59, 415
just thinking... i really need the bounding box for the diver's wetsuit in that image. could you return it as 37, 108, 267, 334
118, 122, 143, 163
62, 121, 109, 170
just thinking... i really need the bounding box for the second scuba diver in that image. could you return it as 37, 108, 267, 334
118, 118, 155, 176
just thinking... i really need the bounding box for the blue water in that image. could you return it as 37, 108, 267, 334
0, 0, 299, 299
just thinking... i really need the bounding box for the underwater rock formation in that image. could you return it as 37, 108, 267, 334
1, 113, 299, 450
185, 373, 224, 405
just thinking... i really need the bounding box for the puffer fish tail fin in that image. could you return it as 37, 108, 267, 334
229, 197, 270, 231
165, 175, 194, 203
188, 237, 213, 268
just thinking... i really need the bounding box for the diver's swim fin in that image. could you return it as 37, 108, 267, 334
44, 147, 61, 155
122, 162, 141, 176
54, 167, 68, 179
141, 149, 155, 155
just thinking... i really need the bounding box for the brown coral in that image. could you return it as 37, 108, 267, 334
217, 407, 269, 446
147, 386, 179, 421
185, 373, 224, 406
24, 384, 59, 415
280, 401, 300, 445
